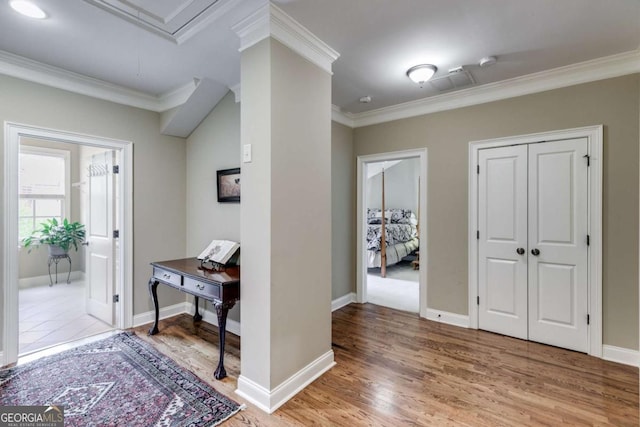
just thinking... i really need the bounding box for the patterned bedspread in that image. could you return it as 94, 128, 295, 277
366, 223, 417, 252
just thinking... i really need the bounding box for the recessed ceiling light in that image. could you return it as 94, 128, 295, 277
10, 1, 47, 19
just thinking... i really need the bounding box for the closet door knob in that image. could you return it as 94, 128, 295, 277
531, 248, 540, 256
516, 248, 525, 255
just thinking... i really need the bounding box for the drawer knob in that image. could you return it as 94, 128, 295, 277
196, 283, 205, 291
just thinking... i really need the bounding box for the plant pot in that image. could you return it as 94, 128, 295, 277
48, 245, 68, 257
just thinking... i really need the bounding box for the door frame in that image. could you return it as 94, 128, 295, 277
3, 122, 134, 366
468, 125, 603, 357
356, 148, 428, 317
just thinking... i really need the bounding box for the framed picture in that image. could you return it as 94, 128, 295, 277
217, 168, 240, 203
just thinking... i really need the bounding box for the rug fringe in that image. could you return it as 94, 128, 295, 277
211, 404, 246, 427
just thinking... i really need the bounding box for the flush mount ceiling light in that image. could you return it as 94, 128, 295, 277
10, 0, 47, 19
406, 64, 437, 86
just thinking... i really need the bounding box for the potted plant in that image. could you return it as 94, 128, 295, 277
22, 218, 86, 255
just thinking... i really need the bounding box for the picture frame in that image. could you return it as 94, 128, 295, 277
217, 168, 240, 203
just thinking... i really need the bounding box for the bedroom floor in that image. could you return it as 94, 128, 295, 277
367, 260, 419, 313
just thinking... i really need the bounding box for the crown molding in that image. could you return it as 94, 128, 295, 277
230, 83, 241, 103
232, 3, 339, 74
350, 49, 640, 128
331, 105, 355, 128
0, 49, 197, 112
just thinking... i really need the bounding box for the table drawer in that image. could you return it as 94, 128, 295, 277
153, 267, 182, 287
184, 277, 220, 300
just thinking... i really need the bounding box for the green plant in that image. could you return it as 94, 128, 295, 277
22, 218, 86, 253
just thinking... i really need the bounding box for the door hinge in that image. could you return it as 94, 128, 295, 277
477, 296, 480, 305
587, 314, 590, 325
477, 165, 480, 174
587, 235, 590, 246
477, 230, 480, 240
113, 165, 120, 174
113, 294, 119, 303
113, 230, 119, 239
583, 154, 590, 167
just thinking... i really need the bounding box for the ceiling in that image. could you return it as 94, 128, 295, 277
1, 0, 639, 131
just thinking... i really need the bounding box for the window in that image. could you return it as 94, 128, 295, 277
19, 147, 70, 241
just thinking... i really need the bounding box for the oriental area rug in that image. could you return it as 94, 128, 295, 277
0, 332, 243, 426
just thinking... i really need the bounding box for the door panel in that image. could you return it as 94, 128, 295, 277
478, 145, 528, 339
528, 138, 588, 352
86, 151, 115, 325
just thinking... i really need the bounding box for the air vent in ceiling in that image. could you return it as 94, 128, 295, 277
429, 69, 476, 92
83, 0, 239, 44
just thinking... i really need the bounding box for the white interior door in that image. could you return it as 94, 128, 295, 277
478, 139, 589, 352
478, 145, 528, 339
528, 138, 589, 352
86, 150, 115, 325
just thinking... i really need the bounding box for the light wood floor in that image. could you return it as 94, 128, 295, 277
133, 304, 638, 426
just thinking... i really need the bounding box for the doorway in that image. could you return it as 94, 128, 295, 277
3, 123, 133, 366
356, 148, 428, 317
468, 125, 603, 357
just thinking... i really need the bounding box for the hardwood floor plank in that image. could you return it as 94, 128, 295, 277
132, 303, 638, 426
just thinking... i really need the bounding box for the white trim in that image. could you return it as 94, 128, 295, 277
3, 122, 134, 366
348, 50, 640, 128
602, 345, 639, 367
468, 125, 603, 358
132, 302, 190, 328
356, 149, 428, 318
331, 105, 355, 128
19, 271, 84, 289
331, 292, 356, 312
230, 83, 241, 103
132, 302, 242, 337
425, 309, 470, 329
232, 4, 339, 75
236, 350, 335, 414
0, 49, 195, 112
1, 47, 636, 124
185, 301, 241, 337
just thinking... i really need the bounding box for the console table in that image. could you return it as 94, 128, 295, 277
147, 258, 240, 379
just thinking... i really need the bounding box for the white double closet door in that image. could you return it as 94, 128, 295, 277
478, 138, 589, 353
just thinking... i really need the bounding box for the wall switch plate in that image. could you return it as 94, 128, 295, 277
243, 144, 252, 163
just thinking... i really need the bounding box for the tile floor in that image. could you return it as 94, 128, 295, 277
19, 280, 114, 355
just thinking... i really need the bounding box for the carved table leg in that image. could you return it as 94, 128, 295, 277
213, 301, 235, 380
193, 296, 202, 321
148, 278, 160, 335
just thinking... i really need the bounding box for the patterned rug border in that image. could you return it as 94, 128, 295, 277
0, 331, 244, 427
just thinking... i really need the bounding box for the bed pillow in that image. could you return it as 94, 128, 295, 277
367, 208, 390, 224
388, 209, 414, 224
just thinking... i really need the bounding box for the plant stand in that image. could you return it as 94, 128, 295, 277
48, 254, 71, 286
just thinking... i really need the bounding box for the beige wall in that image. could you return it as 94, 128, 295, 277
185, 91, 241, 321
0, 75, 188, 351
353, 74, 640, 350
270, 39, 333, 386
240, 38, 333, 390
18, 138, 83, 281
332, 122, 355, 299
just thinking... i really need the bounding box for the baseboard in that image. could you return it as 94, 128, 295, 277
331, 292, 356, 312
19, 271, 84, 289
185, 301, 241, 337
425, 308, 470, 328
236, 350, 335, 413
132, 302, 190, 328
0, 351, 4, 367
602, 345, 639, 367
